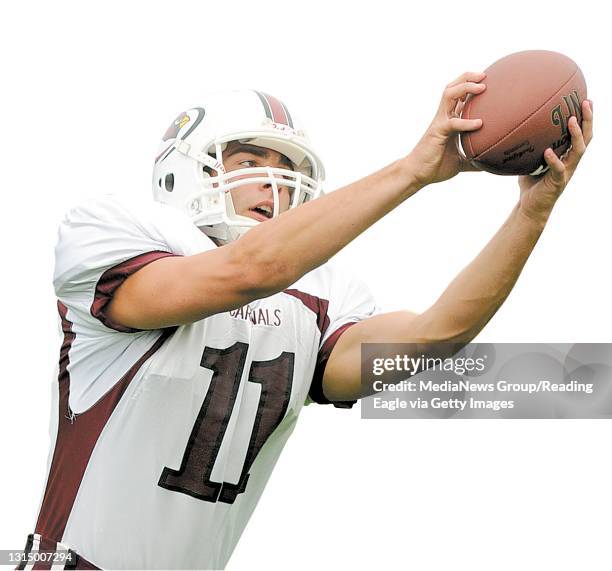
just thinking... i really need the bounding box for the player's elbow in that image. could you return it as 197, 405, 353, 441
412, 308, 479, 348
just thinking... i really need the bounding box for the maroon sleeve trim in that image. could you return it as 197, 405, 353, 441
309, 321, 358, 409
284, 288, 330, 336
91, 250, 179, 333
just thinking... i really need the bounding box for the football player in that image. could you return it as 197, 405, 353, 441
23, 77, 592, 569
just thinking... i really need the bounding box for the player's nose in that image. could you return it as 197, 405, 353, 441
261, 174, 290, 195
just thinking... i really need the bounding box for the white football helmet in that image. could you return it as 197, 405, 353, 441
152, 90, 325, 243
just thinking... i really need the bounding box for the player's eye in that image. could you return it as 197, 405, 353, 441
239, 160, 257, 168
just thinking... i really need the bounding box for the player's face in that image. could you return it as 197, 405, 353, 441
223, 142, 293, 222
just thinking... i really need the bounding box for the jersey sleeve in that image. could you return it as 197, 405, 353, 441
54, 194, 213, 331
308, 265, 380, 408
53, 194, 215, 413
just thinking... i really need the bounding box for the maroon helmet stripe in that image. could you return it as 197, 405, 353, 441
265, 93, 291, 126
35, 302, 175, 541
154, 143, 174, 164
278, 99, 294, 128
254, 91, 273, 120
254, 91, 293, 127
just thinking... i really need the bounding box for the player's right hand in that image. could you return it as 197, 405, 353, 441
407, 71, 486, 187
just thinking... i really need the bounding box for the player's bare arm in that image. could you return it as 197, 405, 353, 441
321, 99, 594, 402
28, 55, 594, 569
109, 73, 487, 330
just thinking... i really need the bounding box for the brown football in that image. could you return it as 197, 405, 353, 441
460, 50, 587, 175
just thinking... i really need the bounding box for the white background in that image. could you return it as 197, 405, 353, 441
1, 1, 610, 570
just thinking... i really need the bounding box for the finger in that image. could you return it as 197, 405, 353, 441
448, 116, 483, 133
443, 82, 486, 114
543, 148, 566, 185
562, 101, 593, 171
447, 71, 487, 88
580, 99, 593, 145
564, 115, 586, 166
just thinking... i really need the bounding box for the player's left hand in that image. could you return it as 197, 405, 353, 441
518, 99, 593, 224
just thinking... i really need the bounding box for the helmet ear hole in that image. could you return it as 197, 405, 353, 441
164, 174, 174, 192
157, 178, 162, 188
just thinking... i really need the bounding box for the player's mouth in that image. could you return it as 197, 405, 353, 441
248, 201, 274, 221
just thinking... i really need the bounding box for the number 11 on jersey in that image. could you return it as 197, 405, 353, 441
159, 342, 294, 504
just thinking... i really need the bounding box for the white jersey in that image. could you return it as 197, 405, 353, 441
32, 195, 378, 570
